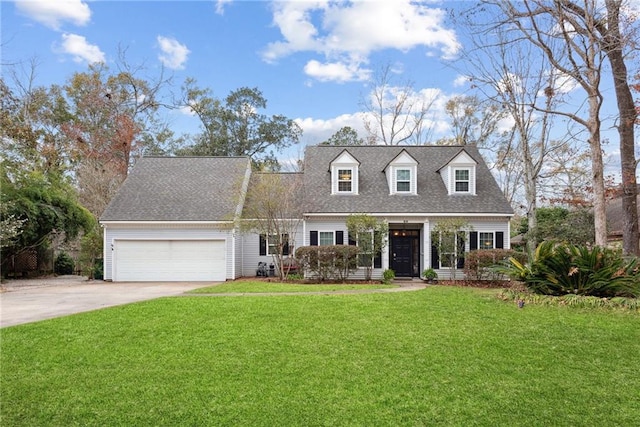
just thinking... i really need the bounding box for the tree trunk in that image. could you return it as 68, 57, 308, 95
523, 136, 538, 256
603, 0, 639, 255
587, 94, 608, 247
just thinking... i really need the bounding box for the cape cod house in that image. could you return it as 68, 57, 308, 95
100, 145, 514, 281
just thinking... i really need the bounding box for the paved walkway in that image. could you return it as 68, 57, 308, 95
0, 276, 426, 328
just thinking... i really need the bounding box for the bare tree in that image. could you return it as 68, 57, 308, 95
459, 11, 568, 254
478, 0, 611, 249
240, 173, 305, 280
598, 0, 639, 255
436, 95, 506, 148
361, 64, 437, 145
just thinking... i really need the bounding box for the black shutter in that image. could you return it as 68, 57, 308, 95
470, 232, 478, 251
259, 234, 267, 256
348, 232, 357, 246
496, 232, 504, 249
456, 232, 465, 269
374, 251, 382, 269
310, 231, 318, 246
431, 243, 439, 269
283, 234, 289, 255
336, 231, 344, 245
373, 231, 382, 268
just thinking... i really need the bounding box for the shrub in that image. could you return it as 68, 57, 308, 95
382, 269, 395, 284
286, 273, 304, 281
422, 268, 438, 281
54, 252, 75, 275
295, 245, 359, 281
464, 249, 527, 281
501, 241, 639, 298
93, 258, 104, 280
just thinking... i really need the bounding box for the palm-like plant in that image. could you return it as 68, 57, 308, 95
502, 241, 639, 298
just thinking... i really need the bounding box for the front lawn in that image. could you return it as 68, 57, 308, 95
2, 286, 639, 426
189, 279, 397, 293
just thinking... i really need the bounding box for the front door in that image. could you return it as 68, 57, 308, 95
391, 236, 414, 277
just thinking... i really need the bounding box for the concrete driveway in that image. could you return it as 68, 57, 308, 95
0, 276, 212, 328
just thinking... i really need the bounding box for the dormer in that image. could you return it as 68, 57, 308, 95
330, 150, 360, 195
384, 149, 418, 195
439, 149, 478, 195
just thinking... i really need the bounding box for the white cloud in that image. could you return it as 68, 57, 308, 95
295, 113, 368, 144
157, 36, 190, 70
453, 75, 469, 88
57, 33, 105, 64
295, 85, 452, 145
15, 0, 91, 30
262, 1, 461, 83
215, 0, 233, 15
304, 59, 371, 83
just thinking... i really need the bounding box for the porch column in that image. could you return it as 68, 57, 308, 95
423, 220, 431, 270
382, 232, 389, 271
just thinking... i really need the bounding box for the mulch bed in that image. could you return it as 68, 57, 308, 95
243, 276, 518, 288
433, 280, 517, 289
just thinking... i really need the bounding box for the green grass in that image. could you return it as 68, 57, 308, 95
189, 280, 397, 293
2, 286, 639, 426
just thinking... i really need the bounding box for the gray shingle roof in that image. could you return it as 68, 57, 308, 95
100, 156, 251, 221
302, 145, 514, 215
242, 172, 305, 218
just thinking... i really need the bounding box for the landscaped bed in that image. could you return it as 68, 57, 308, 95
2, 286, 639, 426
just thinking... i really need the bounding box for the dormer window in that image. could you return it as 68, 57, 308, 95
330, 150, 360, 195
396, 169, 411, 192
454, 169, 470, 193
440, 149, 477, 196
338, 169, 353, 192
384, 149, 418, 195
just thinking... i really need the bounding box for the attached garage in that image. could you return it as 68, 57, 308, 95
113, 239, 226, 282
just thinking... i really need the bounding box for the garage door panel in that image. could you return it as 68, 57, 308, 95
114, 240, 225, 282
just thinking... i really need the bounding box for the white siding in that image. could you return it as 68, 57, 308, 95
304, 218, 384, 280
428, 217, 510, 279
239, 223, 304, 277
103, 224, 235, 281
233, 231, 243, 279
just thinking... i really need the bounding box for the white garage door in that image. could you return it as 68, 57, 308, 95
114, 240, 226, 282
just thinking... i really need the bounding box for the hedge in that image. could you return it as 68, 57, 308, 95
295, 245, 359, 281
464, 249, 527, 281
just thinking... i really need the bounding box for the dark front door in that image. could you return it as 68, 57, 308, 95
391, 236, 414, 277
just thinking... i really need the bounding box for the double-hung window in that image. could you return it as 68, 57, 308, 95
319, 231, 334, 246
454, 169, 470, 193
337, 169, 353, 193
396, 169, 411, 193
259, 234, 289, 256
356, 231, 374, 267
479, 232, 494, 250
431, 231, 466, 269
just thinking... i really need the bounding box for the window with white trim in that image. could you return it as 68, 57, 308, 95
431, 231, 466, 269
455, 169, 470, 193
356, 231, 374, 267
439, 232, 456, 268
319, 231, 334, 246
259, 234, 289, 256
337, 169, 353, 193
479, 232, 494, 250
396, 169, 411, 193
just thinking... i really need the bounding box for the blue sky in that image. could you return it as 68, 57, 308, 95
1, 1, 470, 149
1, 0, 636, 174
